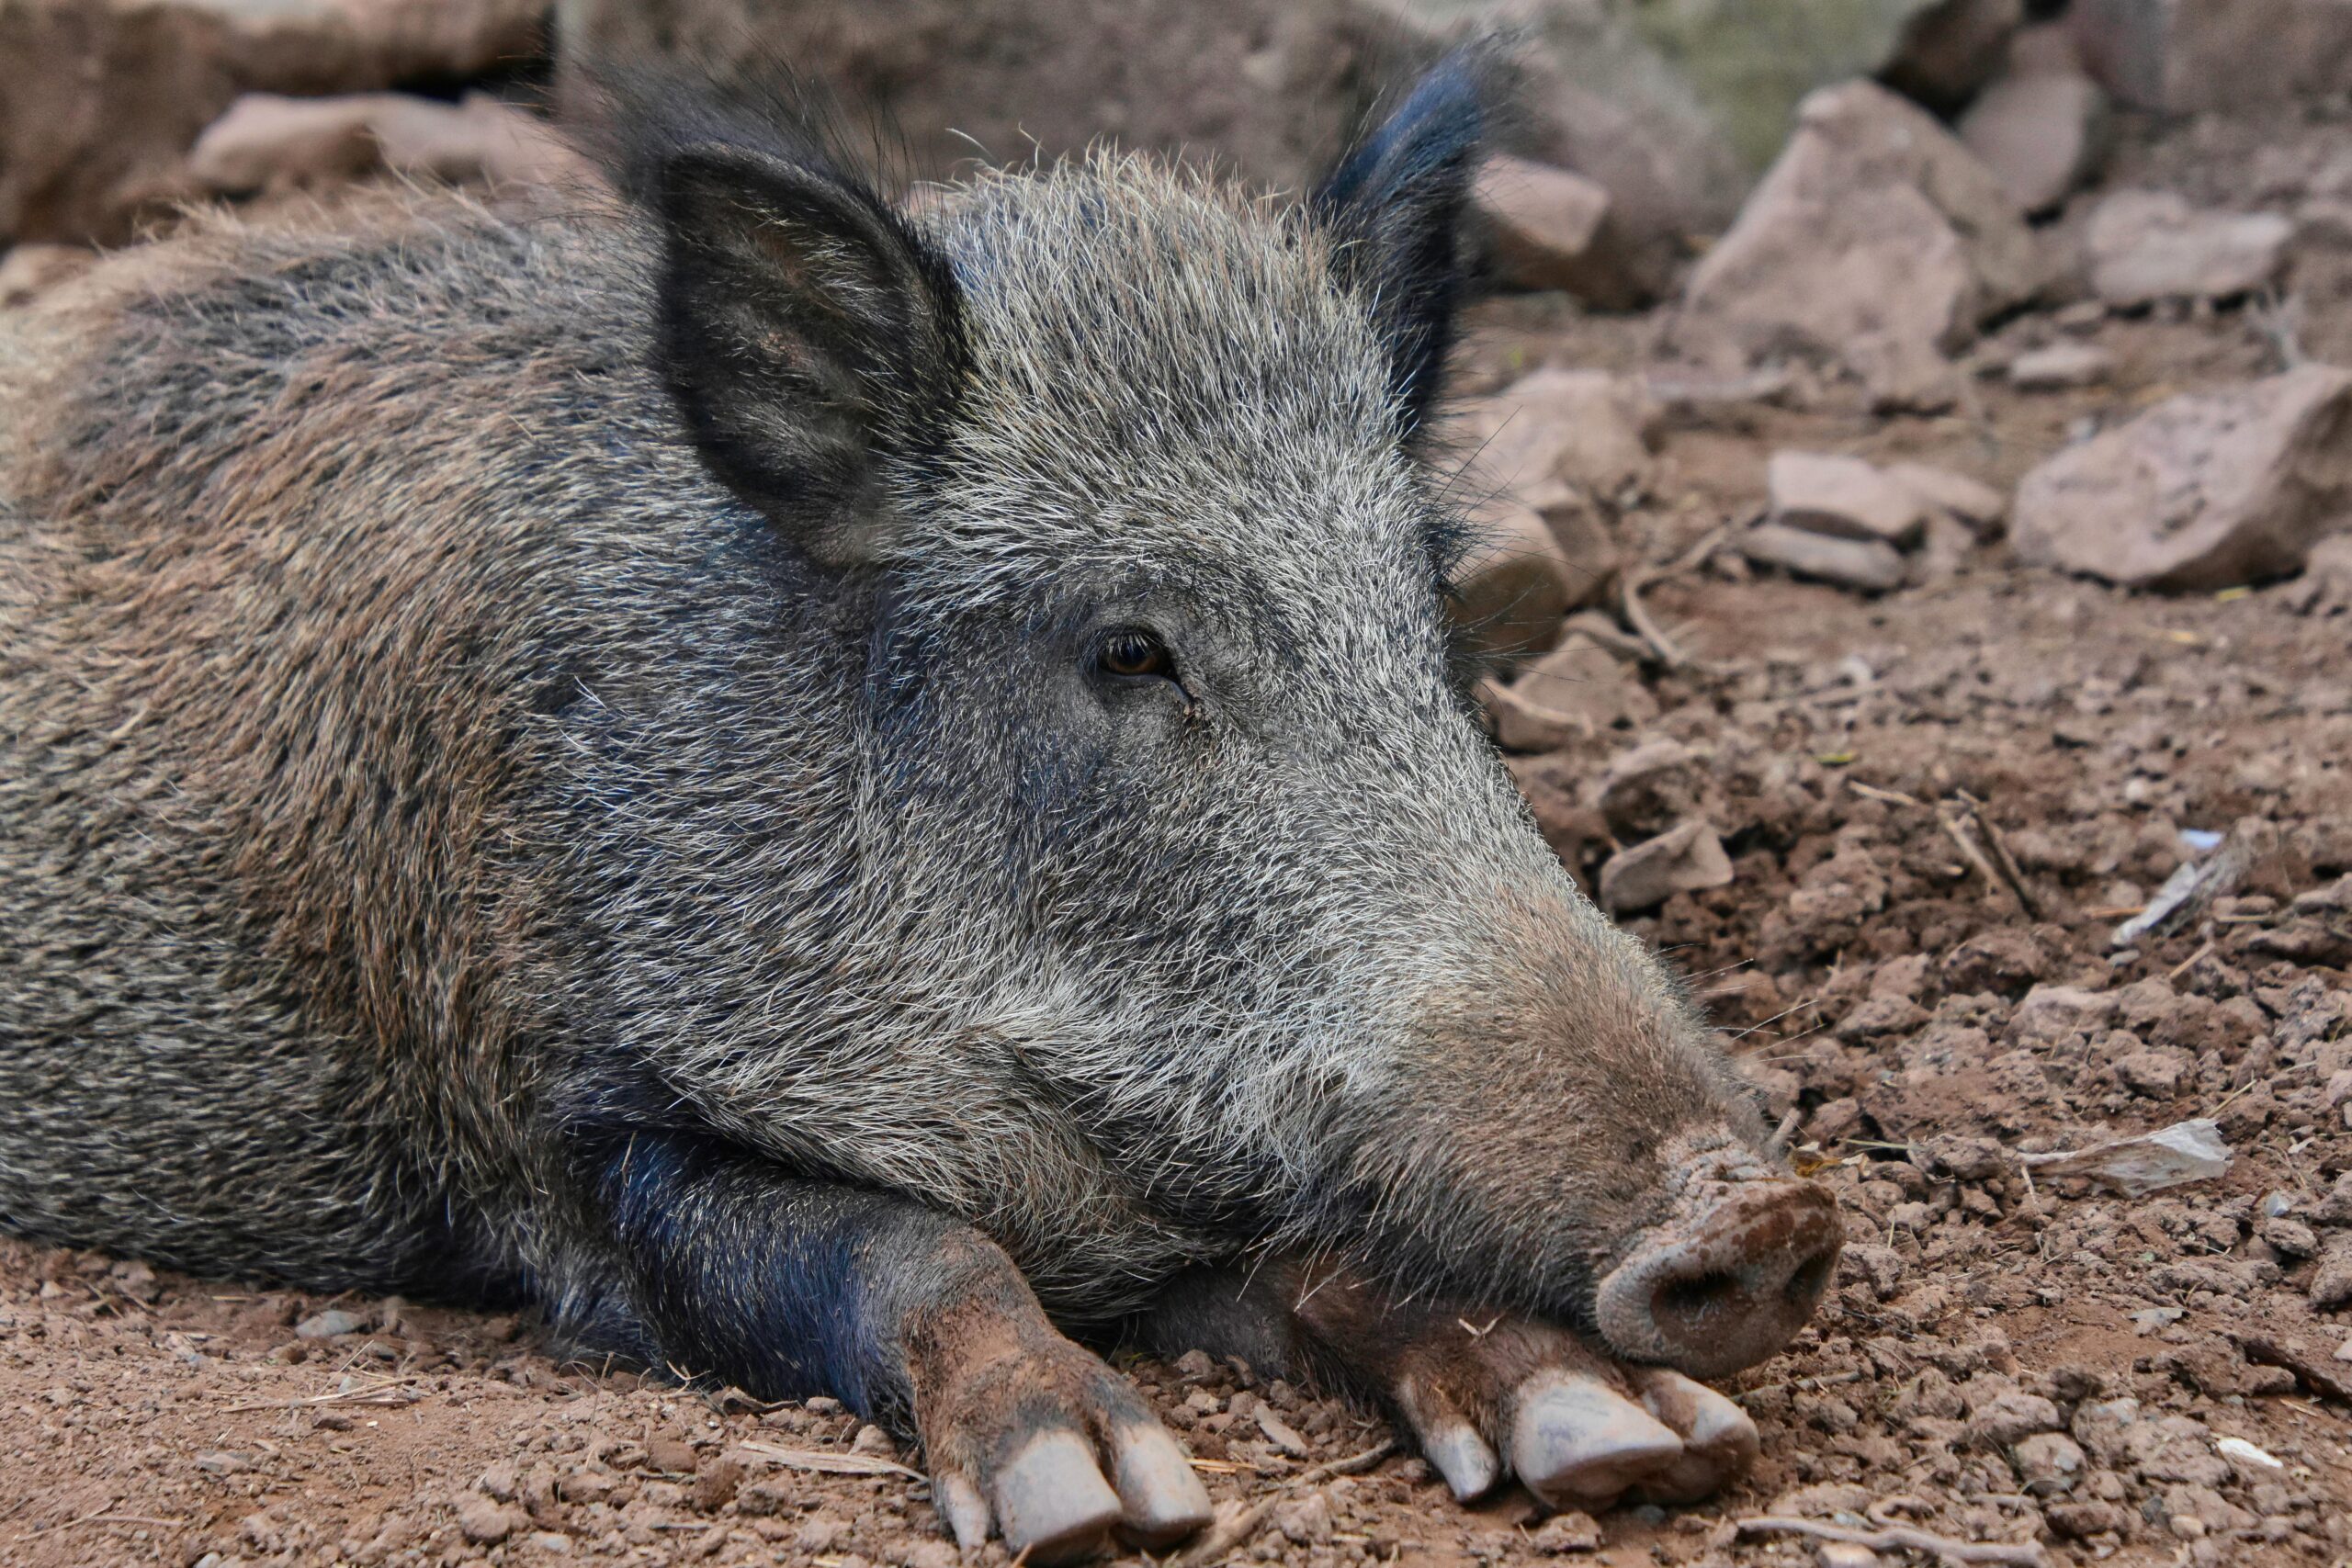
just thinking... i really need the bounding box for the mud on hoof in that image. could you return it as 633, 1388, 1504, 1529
1390, 1320, 1758, 1513
915, 1327, 1211, 1562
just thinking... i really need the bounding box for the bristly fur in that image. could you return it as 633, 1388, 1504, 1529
0, 60, 1771, 1392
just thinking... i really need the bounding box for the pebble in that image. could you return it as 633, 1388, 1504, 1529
453, 1495, 525, 1545
2084, 189, 2291, 306
1768, 451, 1928, 547
2008, 341, 2115, 390
1739, 522, 1906, 592
293, 1308, 366, 1339
1531, 1510, 1601, 1552
1597, 819, 1734, 914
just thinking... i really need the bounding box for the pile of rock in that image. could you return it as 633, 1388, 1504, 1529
1740, 451, 2005, 593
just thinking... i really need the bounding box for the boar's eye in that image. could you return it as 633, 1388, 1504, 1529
1092, 628, 1175, 682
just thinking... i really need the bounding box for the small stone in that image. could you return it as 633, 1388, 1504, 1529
1814, 1544, 1882, 1568
2310, 1238, 2352, 1310
1959, 69, 2110, 214
1768, 451, 1927, 547
1486, 637, 1656, 752
525, 1533, 571, 1556
2014, 1432, 2087, 1495
0, 243, 90, 309
803, 1395, 843, 1414
1452, 502, 1581, 664
2260, 1216, 2320, 1258
1531, 1510, 1601, 1552
644, 1434, 697, 1473
1598, 819, 1734, 914
690, 1456, 741, 1512
2114, 1048, 2191, 1097
478, 1462, 520, 1501
849, 1425, 895, 1458
454, 1495, 525, 1546
735, 1477, 797, 1517
2084, 189, 2291, 306
2047, 1499, 2129, 1538
2013, 366, 2352, 591
294, 1309, 366, 1339
1171, 1348, 1216, 1381
1472, 152, 1650, 307
1739, 522, 1906, 592
1966, 1388, 2064, 1448
1449, 368, 1657, 513
2008, 341, 2115, 390
1887, 460, 2008, 536
1272, 1490, 1333, 1546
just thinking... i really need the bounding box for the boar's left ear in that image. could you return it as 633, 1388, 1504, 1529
652, 142, 967, 569
1314, 46, 1495, 439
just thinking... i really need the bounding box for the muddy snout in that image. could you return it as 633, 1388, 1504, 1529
1594, 1179, 1842, 1381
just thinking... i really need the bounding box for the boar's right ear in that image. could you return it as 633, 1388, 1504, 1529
651, 144, 967, 569
1313, 46, 1495, 441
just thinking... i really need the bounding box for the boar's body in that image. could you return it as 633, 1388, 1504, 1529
0, 73, 1836, 1559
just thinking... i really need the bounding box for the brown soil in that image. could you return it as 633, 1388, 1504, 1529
6, 104, 2352, 1568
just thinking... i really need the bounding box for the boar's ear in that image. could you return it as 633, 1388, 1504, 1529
1313, 46, 1495, 439
652, 143, 967, 569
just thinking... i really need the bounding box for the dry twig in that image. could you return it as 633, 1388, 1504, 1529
1734, 1514, 2045, 1565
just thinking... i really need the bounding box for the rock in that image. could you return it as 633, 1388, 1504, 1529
2083, 189, 2292, 307
2069, 0, 2352, 113
0, 244, 94, 310
1768, 452, 1927, 547
1272, 1490, 1333, 1546
1739, 522, 1907, 592
1472, 153, 1649, 308
1959, 69, 2110, 215
2114, 1049, 2192, 1097
453, 1495, 525, 1546
2046, 1499, 2131, 1539
1486, 637, 1657, 751
294, 1308, 366, 1339
2312, 1238, 2352, 1311
1451, 502, 1580, 665
1596, 739, 1703, 840
1530, 1509, 1601, 1551
1966, 1388, 2064, 1448
1599, 819, 1734, 914
1669, 80, 2042, 411
1449, 368, 1658, 513
1882, 0, 2025, 112
644, 1434, 698, 1474
0, 0, 552, 245
2012, 366, 2352, 591
2008, 341, 2115, 391
189, 92, 594, 197
1887, 460, 2007, 536
2014, 1432, 2087, 1495
1813, 1544, 1883, 1568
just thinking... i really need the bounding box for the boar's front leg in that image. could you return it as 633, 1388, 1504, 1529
1136, 1259, 1758, 1512
583, 1131, 1211, 1561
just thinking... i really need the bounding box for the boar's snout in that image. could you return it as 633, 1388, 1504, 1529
1594, 1178, 1841, 1380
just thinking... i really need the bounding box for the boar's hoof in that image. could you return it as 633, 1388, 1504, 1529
920, 1331, 1211, 1562
1391, 1323, 1760, 1512
1507, 1370, 1682, 1508
1594, 1178, 1842, 1380
989, 1431, 1124, 1561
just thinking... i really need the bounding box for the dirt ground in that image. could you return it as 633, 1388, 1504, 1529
6, 100, 2352, 1568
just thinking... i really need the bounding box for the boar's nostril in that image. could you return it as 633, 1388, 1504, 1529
1655, 1269, 1741, 1325
1593, 1179, 1843, 1382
